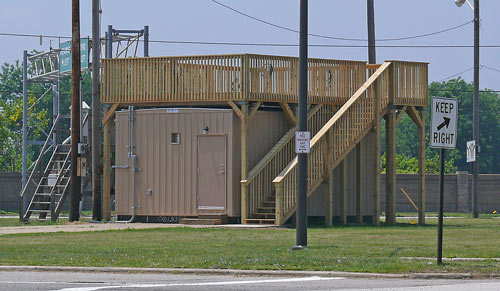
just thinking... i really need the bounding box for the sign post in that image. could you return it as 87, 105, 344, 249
430, 97, 458, 265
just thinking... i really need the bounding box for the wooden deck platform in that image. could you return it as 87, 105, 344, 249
101, 54, 427, 107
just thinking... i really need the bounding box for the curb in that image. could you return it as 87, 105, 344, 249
0, 265, 473, 279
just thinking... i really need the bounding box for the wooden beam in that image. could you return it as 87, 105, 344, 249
102, 107, 112, 221
240, 104, 249, 224
406, 106, 423, 128
102, 103, 120, 126
248, 101, 262, 122
395, 106, 408, 125
339, 159, 348, 225
228, 101, 246, 122
418, 109, 426, 225
280, 102, 297, 125
385, 110, 397, 225
355, 143, 363, 224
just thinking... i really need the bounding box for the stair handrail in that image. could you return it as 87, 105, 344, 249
20, 114, 68, 198
240, 104, 335, 223
50, 148, 72, 220
272, 62, 392, 225
241, 105, 324, 186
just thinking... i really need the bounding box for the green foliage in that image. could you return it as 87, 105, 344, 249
386, 78, 500, 174
0, 56, 91, 172
382, 153, 457, 174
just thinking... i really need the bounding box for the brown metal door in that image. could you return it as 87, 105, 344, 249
197, 135, 226, 210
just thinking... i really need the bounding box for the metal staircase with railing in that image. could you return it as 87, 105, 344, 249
20, 115, 72, 222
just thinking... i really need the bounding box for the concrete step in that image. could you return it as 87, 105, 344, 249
179, 218, 225, 225
246, 218, 275, 225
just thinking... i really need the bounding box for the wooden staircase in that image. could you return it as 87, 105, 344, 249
272, 62, 392, 225
246, 194, 276, 224
242, 104, 336, 224
23, 145, 71, 221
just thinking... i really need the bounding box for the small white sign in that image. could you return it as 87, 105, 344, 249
466, 140, 476, 163
430, 97, 458, 149
295, 131, 311, 154
166, 108, 179, 113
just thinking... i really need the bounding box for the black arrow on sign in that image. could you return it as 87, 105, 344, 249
437, 117, 451, 131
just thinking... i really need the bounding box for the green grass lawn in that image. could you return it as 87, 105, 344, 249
1, 217, 500, 274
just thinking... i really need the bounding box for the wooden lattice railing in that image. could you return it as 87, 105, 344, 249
240, 104, 336, 223
101, 54, 366, 105
389, 61, 428, 106
272, 62, 393, 225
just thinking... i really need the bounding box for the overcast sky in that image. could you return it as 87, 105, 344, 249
1, 0, 499, 90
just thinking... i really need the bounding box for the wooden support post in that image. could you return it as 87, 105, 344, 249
372, 78, 381, 225
275, 183, 283, 226
240, 103, 249, 224
339, 159, 348, 225
355, 143, 363, 224
418, 108, 426, 225
385, 110, 397, 225
102, 107, 112, 221
325, 130, 334, 227
407, 106, 426, 225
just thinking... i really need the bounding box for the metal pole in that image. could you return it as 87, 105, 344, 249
144, 25, 149, 57
70, 0, 82, 222
472, 0, 480, 218
367, 0, 376, 64
107, 25, 113, 59
91, 0, 102, 221
52, 82, 59, 147
437, 148, 445, 265
296, 0, 308, 247
21, 50, 28, 221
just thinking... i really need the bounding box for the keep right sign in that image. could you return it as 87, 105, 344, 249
430, 97, 458, 149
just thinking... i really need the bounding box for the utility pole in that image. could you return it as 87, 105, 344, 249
69, 0, 82, 222
21, 50, 28, 221
91, 0, 102, 221
472, 0, 480, 218
367, 0, 376, 64
296, 0, 308, 248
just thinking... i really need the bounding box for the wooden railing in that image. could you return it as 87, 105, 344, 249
389, 61, 428, 106
101, 55, 245, 104
101, 54, 367, 105
240, 104, 336, 223
272, 62, 392, 225
246, 54, 366, 104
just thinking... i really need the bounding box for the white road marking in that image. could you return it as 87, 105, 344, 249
53, 276, 343, 291
340, 282, 500, 291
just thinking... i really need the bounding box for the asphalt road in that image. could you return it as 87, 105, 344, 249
1, 271, 500, 291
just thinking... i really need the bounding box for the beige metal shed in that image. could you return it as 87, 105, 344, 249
114, 107, 290, 220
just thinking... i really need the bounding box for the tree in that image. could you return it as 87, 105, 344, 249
0, 56, 92, 172
388, 78, 500, 174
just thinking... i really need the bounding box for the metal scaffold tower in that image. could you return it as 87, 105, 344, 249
20, 26, 149, 222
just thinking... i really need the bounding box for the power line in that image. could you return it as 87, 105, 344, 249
3, 31, 500, 48
438, 67, 474, 82
148, 39, 500, 48
0, 32, 70, 39
210, 0, 473, 42
482, 65, 500, 74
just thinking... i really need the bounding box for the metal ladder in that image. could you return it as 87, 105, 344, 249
23, 145, 71, 221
